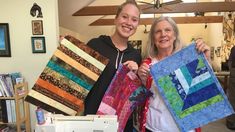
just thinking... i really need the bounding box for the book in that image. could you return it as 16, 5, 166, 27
0, 100, 8, 123
5, 100, 12, 123
10, 100, 16, 123
0, 82, 4, 97
10, 72, 22, 85
0, 76, 10, 97
3, 74, 14, 96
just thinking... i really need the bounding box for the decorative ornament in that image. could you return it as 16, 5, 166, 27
30, 3, 43, 18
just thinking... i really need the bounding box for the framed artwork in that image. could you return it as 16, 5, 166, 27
31, 37, 46, 53
32, 20, 43, 35
215, 46, 221, 57
0, 23, 11, 57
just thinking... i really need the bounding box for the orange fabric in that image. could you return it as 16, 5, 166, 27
36, 78, 84, 108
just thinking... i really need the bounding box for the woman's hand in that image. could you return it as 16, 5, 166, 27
123, 61, 139, 73
137, 63, 150, 86
195, 38, 211, 63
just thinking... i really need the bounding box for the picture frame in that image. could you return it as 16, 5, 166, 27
0, 23, 11, 57
32, 20, 43, 35
31, 37, 46, 53
215, 46, 221, 57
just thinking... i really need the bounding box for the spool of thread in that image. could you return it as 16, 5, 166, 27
36, 107, 45, 125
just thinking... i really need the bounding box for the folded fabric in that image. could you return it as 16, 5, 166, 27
97, 64, 152, 132
150, 43, 234, 132
25, 35, 109, 116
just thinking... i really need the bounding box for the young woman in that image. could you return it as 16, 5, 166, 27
84, 1, 142, 131
137, 16, 210, 132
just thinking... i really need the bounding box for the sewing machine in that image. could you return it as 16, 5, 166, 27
35, 114, 118, 132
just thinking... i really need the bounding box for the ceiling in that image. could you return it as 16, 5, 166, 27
58, 0, 234, 40
58, 0, 126, 39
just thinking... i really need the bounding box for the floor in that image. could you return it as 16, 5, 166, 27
202, 118, 234, 132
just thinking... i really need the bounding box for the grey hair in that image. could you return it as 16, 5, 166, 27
146, 16, 183, 59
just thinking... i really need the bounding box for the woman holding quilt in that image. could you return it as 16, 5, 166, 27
84, 1, 142, 131
137, 16, 211, 132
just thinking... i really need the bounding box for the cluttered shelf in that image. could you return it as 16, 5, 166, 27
0, 73, 30, 132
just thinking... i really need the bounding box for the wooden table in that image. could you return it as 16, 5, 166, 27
215, 71, 230, 92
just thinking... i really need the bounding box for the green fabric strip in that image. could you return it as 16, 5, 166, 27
50, 55, 95, 86
158, 76, 184, 115
47, 61, 92, 91
179, 94, 223, 118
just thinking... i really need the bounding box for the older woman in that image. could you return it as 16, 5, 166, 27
137, 16, 210, 132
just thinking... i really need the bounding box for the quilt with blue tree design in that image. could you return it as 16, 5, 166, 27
150, 43, 234, 132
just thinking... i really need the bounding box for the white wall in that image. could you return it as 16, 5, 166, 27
208, 23, 223, 71
0, 0, 59, 131
59, 23, 210, 56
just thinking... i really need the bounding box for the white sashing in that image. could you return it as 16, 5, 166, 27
190, 71, 211, 87
175, 69, 190, 94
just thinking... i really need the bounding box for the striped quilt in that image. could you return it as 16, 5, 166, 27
25, 35, 109, 115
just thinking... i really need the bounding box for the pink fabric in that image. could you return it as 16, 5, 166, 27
97, 65, 146, 132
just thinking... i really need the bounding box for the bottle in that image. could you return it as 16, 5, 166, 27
35, 106, 45, 125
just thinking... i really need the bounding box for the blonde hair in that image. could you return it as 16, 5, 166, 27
115, 1, 141, 18
146, 16, 183, 58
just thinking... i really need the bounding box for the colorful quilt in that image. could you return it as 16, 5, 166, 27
25, 35, 109, 116
150, 43, 234, 132
97, 65, 152, 132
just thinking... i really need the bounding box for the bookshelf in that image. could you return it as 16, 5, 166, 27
0, 82, 30, 132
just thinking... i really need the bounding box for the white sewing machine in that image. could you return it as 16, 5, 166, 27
35, 114, 118, 132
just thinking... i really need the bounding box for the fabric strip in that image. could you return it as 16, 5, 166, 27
51, 55, 95, 85
40, 72, 87, 100
27, 89, 77, 115
43, 67, 89, 97
25, 95, 68, 115
61, 39, 106, 71
64, 35, 109, 65
54, 49, 98, 81
57, 45, 102, 76
36, 78, 84, 108
33, 84, 81, 111
47, 61, 92, 91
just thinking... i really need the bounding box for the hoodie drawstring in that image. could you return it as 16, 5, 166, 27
115, 49, 124, 69
115, 49, 120, 69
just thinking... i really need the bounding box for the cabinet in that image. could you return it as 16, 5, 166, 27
0, 82, 30, 132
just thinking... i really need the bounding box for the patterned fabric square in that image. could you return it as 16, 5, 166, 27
97, 64, 152, 132
150, 43, 234, 132
25, 35, 109, 116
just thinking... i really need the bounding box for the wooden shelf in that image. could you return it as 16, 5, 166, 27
0, 82, 30, 132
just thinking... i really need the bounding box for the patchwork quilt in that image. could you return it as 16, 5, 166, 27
25, 35, 109, 116
97, 64, 152, 132
150, 43, 234, 132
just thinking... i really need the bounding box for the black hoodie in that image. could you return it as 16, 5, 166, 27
84, 35, 142, 115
